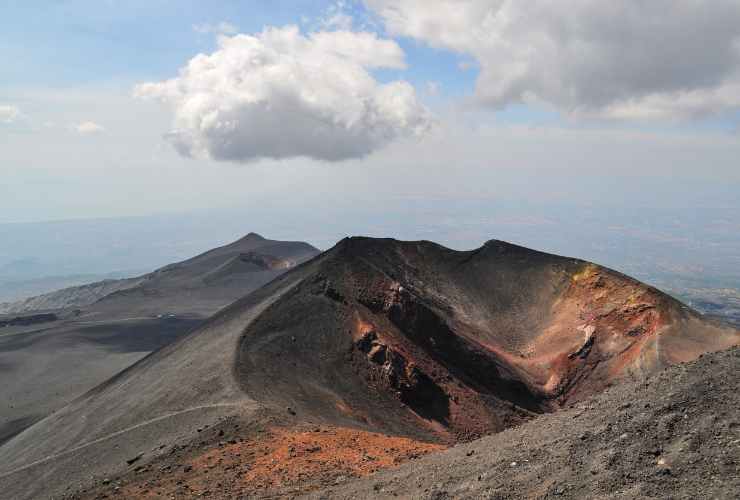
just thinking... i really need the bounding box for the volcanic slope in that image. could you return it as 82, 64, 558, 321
1, 231, 318, 317
316, 346, 740, 500
85, 231, 318, 318
0, 237, 737, 500
236, 237, 738, 441
0, 233, 319, 448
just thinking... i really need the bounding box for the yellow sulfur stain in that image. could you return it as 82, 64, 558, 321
571, 264, 598, 282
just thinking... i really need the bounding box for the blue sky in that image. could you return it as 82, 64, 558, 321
1, 1, 469, 95
2, 1, 324, 84
1, 0, 740, 227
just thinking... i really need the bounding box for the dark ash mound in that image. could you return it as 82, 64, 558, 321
237, 236, 737, 442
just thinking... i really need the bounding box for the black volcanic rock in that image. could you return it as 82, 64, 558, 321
0, 313, 57, 328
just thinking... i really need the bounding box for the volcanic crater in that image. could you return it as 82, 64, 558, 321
235, 237, 737, 444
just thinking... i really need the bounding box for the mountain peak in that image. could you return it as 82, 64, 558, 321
240, 232, 266, 241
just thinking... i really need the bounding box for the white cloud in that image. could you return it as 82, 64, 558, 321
3, 86, 740, 224
75, 121, 105, 134
598, 83, 740, 121
135, 25, 431, 163
366, 0, 740, 120
193, 21, 238, 35
0, 104, 20, 123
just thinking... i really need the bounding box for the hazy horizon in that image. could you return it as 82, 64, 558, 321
3, 1, 740, 319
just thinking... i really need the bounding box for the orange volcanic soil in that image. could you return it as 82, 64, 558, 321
97, 424, 444, 499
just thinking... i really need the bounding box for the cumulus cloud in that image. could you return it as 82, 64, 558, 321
0, 104, 20, 123
135, 25, 431, 163
366, 0, 740, 119
75, 121, 105, 134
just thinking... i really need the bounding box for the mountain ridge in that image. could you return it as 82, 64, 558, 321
0, 233, 320, 456
0, 232, 318, 315
1, 236, 736, 499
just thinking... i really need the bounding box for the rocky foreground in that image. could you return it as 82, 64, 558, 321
315, 346, 740, 499
69, 347, 739, 499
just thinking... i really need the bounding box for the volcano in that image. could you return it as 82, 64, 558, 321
54, 231, 320, 317
0, 233, 319, 449
0, 237, 736, 499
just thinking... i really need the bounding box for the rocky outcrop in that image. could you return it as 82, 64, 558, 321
238, 251, 296, 271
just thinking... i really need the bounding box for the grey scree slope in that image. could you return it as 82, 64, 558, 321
0, 233, 319, 448
0, 267, 308, 500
